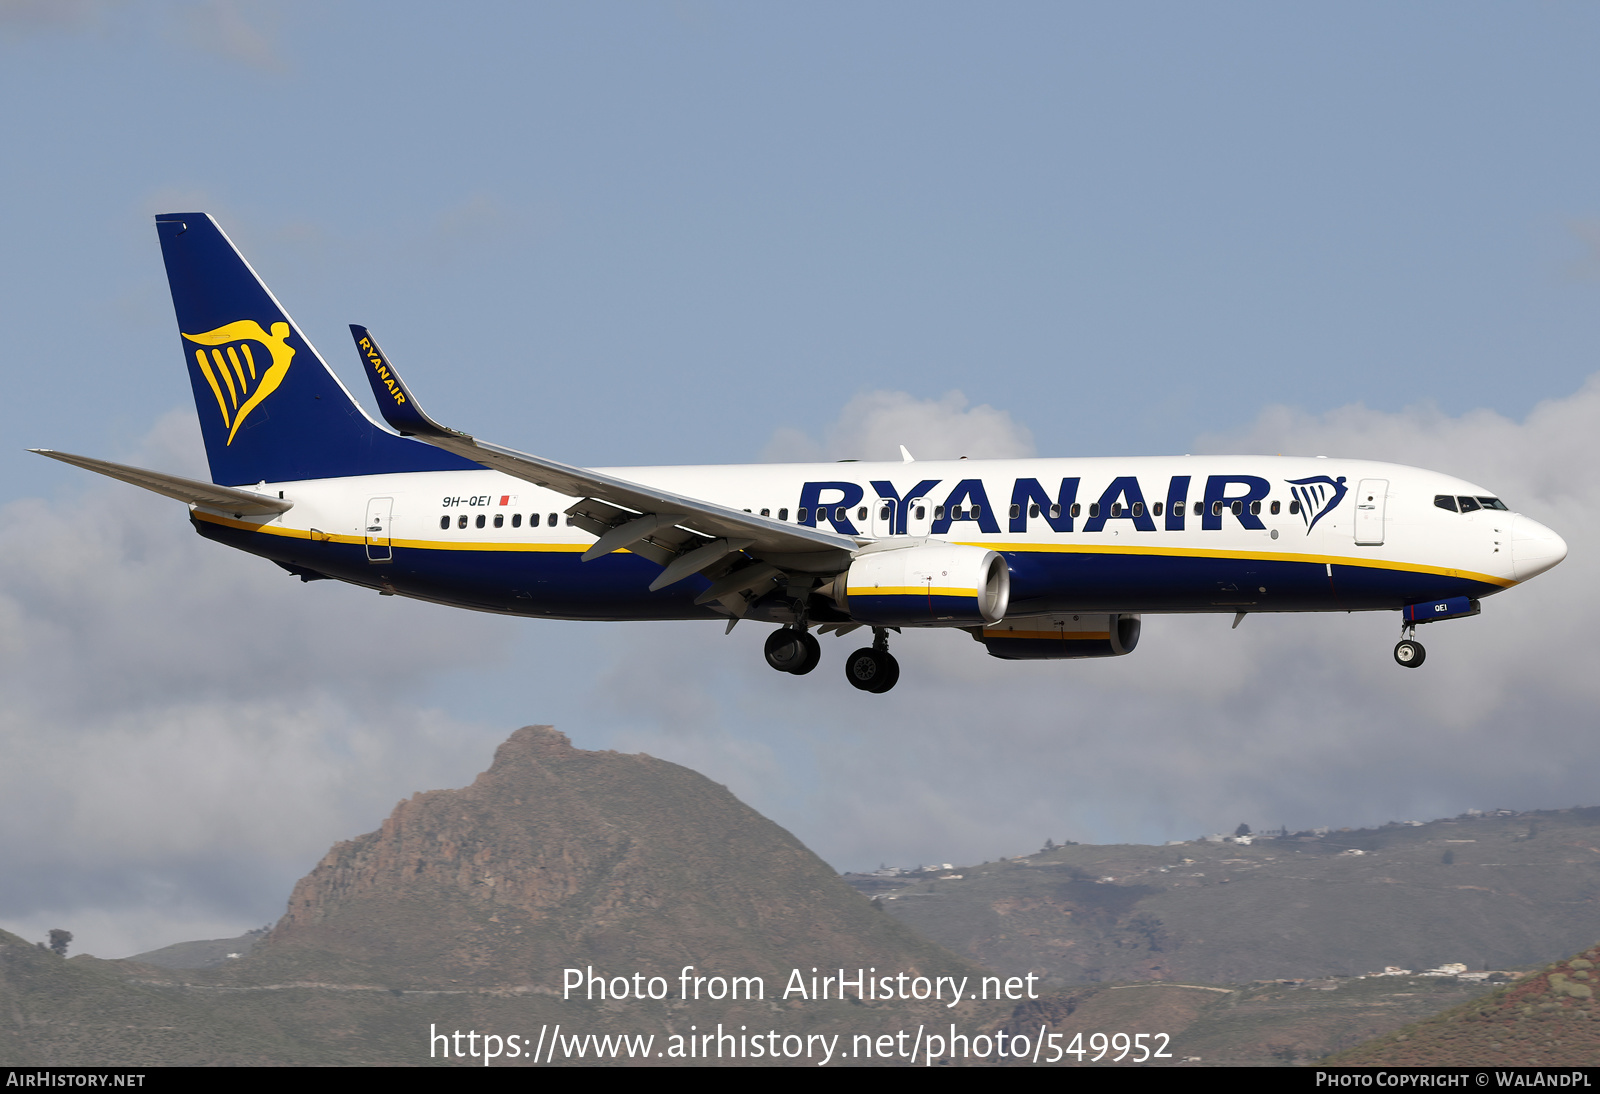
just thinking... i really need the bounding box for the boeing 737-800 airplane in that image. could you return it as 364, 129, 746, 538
33, 214, 1568, 692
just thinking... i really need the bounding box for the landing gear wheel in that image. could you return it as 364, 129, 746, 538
845, 648, 882, 691
765, 628, 821, 675
872, 651, 900, 693
844, 648, 900, 693
791, 631, 821, 675
1393, 639, 1426, 668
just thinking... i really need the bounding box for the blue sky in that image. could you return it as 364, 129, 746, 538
4, 2, 1600, 958
11, 2, 1600, 479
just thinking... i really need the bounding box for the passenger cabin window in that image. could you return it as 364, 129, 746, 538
476, 514, 486, 529
512, 513, 522, 527
1212, 501, 1224, 516
1049, 503, 1061, 519
971, 504, 982, 519
878, 503, 892, 521
1270, 500, 1280, 515
458, 515, 468, 529
1435, 495, 1458, 512
1193, 501, 1204, 517
1030, 503, 1041, 518
548, 513, 557, 526
857, 506, 868, 521
1069, 503, 1080, 518
835, 507, 847, 523
440, 516, 450, 530
530, 513, 541, 527
760, 508, 770, 517
934, 505, 945, 520
914, 504, 926, 520
1249, 501, 1260, 516
779, 508, 789, 521
1289, 500, 1301, 515
1010, 504, 1021, 519
494, 514, 504, 528
1132, 501, 1144, 517
1109, 503, 1121, 517
1153, 501, 1163, 516
798, 508, 809, 522
1088, 503, 1100, 518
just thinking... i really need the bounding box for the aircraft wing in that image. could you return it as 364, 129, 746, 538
30, 449, 293, 516
349, 327, 857, 611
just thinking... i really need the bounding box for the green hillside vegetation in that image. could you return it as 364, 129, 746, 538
851, 810, 1600, 985
128, 930, 266, 970
1327, 943, 1600, 1067
0, 929, 303, 1065
996, 974, 1497, 1067
3, 727, 1006, 1066
7, 726, 1585, 1066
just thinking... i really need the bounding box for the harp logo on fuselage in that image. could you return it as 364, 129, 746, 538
1286, 475, 1348, 534
182, 320, 296, 445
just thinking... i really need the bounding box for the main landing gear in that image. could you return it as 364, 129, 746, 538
762, 625, 902, 692
1393, 623, 1426, 669
844, 628, 900, 694
764, 626, 821, 675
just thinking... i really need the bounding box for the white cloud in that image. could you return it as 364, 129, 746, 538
762, 390, 1035, 463
571, 376, 1600, 875
175, 0, 284, 72
0, 413, 518, 958
0, 0, 116, 35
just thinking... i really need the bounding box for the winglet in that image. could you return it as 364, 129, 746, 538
349, 325, 471, 442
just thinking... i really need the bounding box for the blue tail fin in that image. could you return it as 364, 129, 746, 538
155, 213, 479, 485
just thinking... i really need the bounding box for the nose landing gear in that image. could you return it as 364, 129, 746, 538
845, 628, 901, 693
1393, 623, 1426, 669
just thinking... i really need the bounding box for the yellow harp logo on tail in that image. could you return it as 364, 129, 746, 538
181, 320, 295, 445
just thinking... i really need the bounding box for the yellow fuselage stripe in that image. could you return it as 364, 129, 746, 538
189, 512, 1516, 586
849, 586, 980, 598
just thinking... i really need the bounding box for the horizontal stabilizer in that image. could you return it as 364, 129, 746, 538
30, 450, 293, 516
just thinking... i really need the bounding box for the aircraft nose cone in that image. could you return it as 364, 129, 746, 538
1512, 514, 1568, 581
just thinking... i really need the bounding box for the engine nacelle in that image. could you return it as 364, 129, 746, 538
978, 613, 1142, 660
835, 543, 1011, 627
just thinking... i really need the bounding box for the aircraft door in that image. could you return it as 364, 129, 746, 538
1354, 479, 1387, 546
365, 496, 393, 562
906, 497, 933, 537
870, 497, 897, 537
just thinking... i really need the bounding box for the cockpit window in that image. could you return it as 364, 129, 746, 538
1438, 494, 1509, 514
